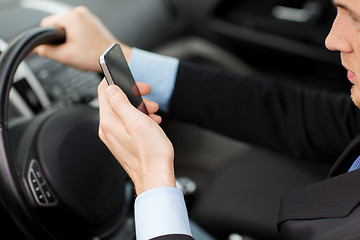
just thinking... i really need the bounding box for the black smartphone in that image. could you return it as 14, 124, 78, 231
99, 43, 148, 114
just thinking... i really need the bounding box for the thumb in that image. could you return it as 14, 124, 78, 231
106, 85, 141, 124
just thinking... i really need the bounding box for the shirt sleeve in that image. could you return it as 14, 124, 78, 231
129, 48, 179, 112
134, 187, 192, 240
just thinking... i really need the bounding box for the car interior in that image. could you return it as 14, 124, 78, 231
0, 0, 346, 239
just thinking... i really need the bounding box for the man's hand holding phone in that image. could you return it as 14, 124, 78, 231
98, 43, 175, 195
98, 80, 176, 195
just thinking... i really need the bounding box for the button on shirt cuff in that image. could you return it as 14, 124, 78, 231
135, 187, 192, 240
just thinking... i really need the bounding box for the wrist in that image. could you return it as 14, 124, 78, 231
132, 170, 176, 196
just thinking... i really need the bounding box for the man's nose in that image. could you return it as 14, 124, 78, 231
325, 14, 352, 53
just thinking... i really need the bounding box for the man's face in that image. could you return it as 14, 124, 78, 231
326, 0, 360, 107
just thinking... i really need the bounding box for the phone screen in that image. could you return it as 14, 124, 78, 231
99, 43, 148, 114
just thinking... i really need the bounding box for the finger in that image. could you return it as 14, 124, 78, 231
35, 44, 63, 60
98, 79, 118, 118
98, 80, 122, 125
136, 82, 151, 96
37, 14, 69, 59
106, 84, 143, 125
143, 98, 159, 114
40, 15, 57, 27
149, 114, 162, 124
98, 80, 128, 141
98, 79, 110, 109
40, 13, 66, 27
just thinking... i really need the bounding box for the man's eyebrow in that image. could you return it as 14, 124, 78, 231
332, 0, 360, 18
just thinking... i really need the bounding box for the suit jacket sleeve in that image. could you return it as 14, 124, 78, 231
168, 61, 360, 163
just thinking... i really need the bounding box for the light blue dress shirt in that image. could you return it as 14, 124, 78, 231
135, 187, 192, 240
129, 48, 192, 239
129, 47, 179, 112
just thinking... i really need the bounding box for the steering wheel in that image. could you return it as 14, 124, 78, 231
0, 27, 130, 239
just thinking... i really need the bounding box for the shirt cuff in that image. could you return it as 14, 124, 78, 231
135, 187, 192, 240
129, 48, 179, 112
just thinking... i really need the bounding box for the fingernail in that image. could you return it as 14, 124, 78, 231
106, 85, 118, 97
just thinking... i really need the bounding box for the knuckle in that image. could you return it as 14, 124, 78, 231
98, 127, 109, 144
97, 83, 102, 95
70, 6, 89, 20
40, 18, 48, 26
153, 101, 159, 111
99, 119, 111, 135
73, 6, 89, 14
98, 128, 105, 140
36, 46, 45, 56
110, 91, 129, 108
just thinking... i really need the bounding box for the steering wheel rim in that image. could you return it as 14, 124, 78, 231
0, 27, 66, 238
0, 27, 130, 239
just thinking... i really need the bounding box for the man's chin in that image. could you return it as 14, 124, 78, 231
351, 85, 360, 109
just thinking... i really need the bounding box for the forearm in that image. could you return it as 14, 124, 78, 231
169, 61, 360, 162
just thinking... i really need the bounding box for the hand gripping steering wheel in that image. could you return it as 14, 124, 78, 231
0, 27, 130, 239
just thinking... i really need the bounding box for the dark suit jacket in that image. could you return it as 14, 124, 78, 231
278, 135, 360, 240
156, 61, 360, 239
151, 234, 194, 240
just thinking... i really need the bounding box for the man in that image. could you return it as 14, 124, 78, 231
36, 0, 360, 239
